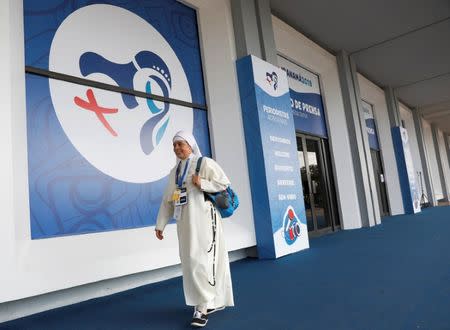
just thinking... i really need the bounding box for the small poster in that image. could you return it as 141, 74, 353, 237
392, 127, 421, 214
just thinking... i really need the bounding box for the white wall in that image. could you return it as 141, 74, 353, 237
357, 74, 404, 215
0, 0, 256, 305
421, 118, 443, 200
272, 16, 362, 229
0, 0, 17, 304
398, 104, 426, 197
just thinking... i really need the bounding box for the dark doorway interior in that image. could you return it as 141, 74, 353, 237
370, 149, 390, 217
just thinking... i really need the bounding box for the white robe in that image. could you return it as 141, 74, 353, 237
156, 155, 234, 308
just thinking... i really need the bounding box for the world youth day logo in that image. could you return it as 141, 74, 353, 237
266, 71, 278, 91
48, 4, 193, 183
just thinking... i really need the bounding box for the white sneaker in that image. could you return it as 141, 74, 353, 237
191, 310, 208, 327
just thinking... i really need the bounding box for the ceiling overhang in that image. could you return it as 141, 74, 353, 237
270, 0, 450, 133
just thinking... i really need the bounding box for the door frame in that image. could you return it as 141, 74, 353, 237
296, 133, 340, 237
370, 148, 391, 217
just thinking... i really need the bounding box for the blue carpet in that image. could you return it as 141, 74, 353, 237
1, 206, 450, 330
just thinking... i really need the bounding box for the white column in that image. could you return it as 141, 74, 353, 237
432, 125, 450, 200
336, 50, 379, 226
413, 111, 436, 206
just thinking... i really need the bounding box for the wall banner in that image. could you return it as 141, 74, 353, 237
24, 0, 210, 238
277, 55, 328, 138
236, 55, 309, 259
361, 100, 380, 150
392, 127, 421, 214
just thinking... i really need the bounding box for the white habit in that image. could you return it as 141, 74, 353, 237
156, 155, 234, 308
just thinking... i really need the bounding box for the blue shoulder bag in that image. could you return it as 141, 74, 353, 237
195, 157, 239, 218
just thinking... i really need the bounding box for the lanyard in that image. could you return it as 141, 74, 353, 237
175, 158, 190, 188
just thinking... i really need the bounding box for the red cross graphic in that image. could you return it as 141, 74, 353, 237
74, 89, 118, 136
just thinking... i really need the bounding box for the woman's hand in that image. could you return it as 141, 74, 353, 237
192, 175, 202, 189
155, 229, 164, 240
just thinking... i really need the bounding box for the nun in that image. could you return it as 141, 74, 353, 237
155, 130, 234, 328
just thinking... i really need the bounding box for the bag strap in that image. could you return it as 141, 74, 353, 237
196, 157, 204, 175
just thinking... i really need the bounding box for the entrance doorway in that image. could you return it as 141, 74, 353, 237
370, 149, 390, 217
296, 134, 340, 237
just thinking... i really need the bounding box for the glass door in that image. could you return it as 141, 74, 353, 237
297, 137, 314, 231
296, 134, 339, 236
306, 138, 331, 230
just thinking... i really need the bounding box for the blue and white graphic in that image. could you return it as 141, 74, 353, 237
265, 71, 278, 91
48, 4, 194, 183
282, 207, 301, 245
277, 55, 328, 138
24, 1, 210, 238
361, 100, 380, 150
78, 50, 172, 155
392, 127, 421, 214
237, 55, 309, 259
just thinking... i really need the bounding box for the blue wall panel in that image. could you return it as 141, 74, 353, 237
24, 1, 211, 238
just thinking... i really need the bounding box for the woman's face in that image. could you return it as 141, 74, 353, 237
173, 140, 192, 160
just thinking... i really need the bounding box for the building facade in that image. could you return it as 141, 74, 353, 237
1, 0, 449, 322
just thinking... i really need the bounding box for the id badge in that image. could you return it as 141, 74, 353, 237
174, 205, 182, 221
174, 187, 187, 206
172, 189, 181, 202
